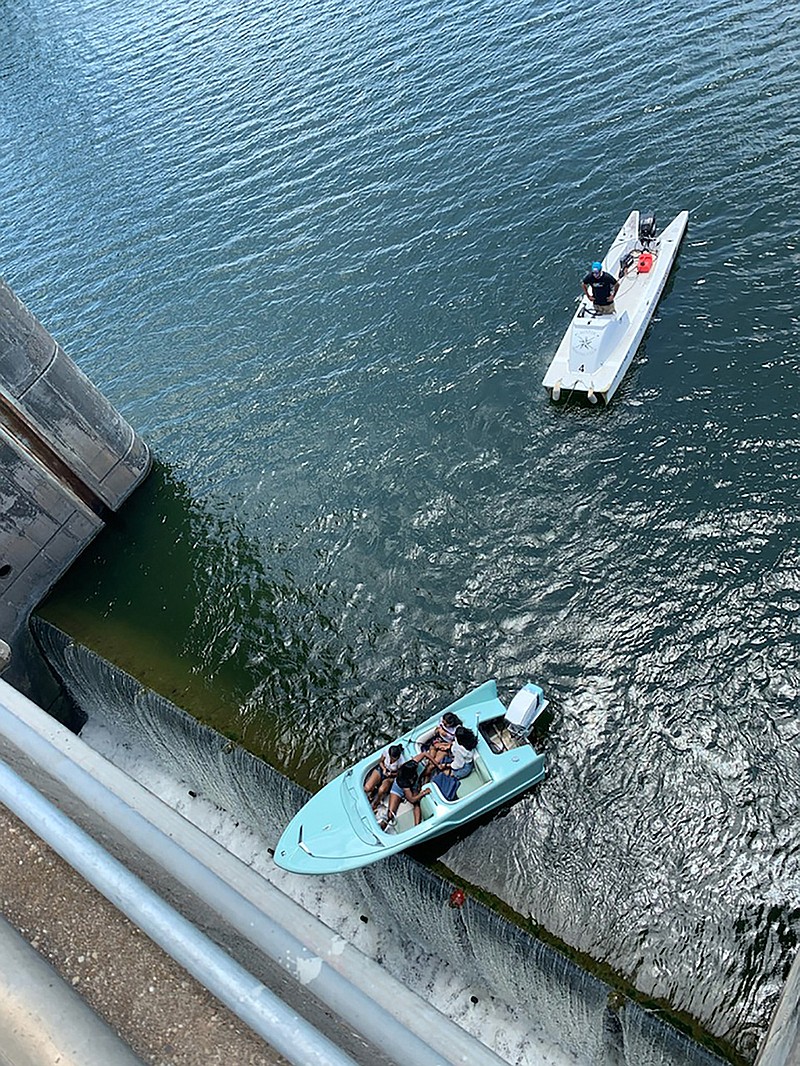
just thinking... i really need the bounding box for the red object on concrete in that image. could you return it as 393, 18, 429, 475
449, 888, 466, 908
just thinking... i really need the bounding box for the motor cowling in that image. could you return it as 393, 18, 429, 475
639, 214, 657, 244
504, 683, 547, 738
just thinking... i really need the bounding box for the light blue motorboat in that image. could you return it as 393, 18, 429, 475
274, 680, 548, 875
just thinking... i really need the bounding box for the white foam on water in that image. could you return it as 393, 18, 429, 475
79, 716, 589, 1066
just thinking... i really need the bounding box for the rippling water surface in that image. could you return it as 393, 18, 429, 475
4, 0, 799, 1057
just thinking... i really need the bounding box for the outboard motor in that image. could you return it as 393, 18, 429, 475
504, 683, 548, 740
639, 214, 657, 245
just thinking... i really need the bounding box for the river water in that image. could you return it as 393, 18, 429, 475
3, 0, 799, 1059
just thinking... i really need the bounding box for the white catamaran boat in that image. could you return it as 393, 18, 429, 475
542, 209, 688, 404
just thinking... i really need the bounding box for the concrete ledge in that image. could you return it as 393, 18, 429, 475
0, 914, 145, 1066
0, 677, 507, 1066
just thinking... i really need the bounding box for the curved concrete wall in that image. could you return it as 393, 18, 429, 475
0, 279, 151, 705
0, 281, 149, 509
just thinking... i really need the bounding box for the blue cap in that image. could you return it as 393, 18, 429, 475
592, 261, 602, 272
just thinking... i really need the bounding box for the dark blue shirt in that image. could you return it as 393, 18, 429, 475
582, 270, 618, 304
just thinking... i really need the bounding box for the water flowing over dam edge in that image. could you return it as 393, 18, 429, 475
32, 618, 736, 1066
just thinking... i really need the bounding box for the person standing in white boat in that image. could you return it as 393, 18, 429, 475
582, 260, 619, 314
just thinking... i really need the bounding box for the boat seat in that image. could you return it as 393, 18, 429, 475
413, 728, 437, 752
381, 755, 491, 831
450, 754, 491, 799
425, 755, 490, 803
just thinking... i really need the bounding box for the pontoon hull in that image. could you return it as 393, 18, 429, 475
542, 210, 688, 404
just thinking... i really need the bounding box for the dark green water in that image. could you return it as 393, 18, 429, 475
3, 0, 798, 1057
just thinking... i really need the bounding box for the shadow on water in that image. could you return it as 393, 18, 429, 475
36, 460, 367, 787
409, 797, 527, 865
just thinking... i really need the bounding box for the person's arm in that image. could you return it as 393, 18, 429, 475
405, 786, 431, 803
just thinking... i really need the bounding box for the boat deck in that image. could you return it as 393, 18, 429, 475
479, 719, 531, 754
376, 755, 492, 835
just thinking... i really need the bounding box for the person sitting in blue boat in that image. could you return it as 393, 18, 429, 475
448, 727, 478, 779
582, 261, 619, 315
418, 725, 478, 785
379, 761, 430, 830
415, 711, 461, 782
420, 711, 461, 755
434, 726, 478, 780
364, 743, 404, 811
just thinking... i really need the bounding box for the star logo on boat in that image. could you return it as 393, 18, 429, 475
578, 335, 594, 350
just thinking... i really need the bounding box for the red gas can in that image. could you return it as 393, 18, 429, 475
638, 252, 653, 273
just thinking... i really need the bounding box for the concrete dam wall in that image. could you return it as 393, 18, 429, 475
0, 278, 150, 702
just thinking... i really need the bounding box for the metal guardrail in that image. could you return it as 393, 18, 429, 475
0, 757, 357, 1066
0, 677, 510, 1066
